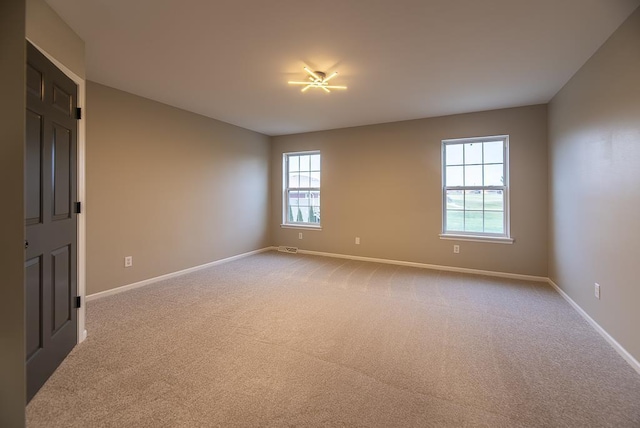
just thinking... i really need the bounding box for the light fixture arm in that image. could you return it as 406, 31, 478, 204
289, 67, 347, 93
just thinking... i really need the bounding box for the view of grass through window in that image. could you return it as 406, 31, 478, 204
443, 138, 507, 236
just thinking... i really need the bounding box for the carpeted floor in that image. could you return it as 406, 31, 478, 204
26, 251, 640, 427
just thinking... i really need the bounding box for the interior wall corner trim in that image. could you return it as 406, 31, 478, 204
547, 278, 640, 375
294, 248, 547, 282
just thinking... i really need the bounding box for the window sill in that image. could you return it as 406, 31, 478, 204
439, 234, 514, 244
281, 224, 322, 231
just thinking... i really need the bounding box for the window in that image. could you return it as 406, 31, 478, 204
441, 136, 511, 241
283, 151, 321, 227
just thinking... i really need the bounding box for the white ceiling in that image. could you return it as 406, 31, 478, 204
46, 0, 639, 136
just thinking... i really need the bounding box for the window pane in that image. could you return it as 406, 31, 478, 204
484, 164, 504, 186
288, 173, 299, 187
446, 166, 463, 186
484, 141, 503, 164
441, 137, 508, 237
464, 211, 483, 233
287, 191, 298, 222
464, 143, 482, 164
299, 155, 310, 172
289, 156, 299, 172
285, 152, 321, 225
465, 190, 483, 210
288, 193, 299, 207
484, 190, 503, 211
446, 144, 463, 166
446, 190, 463, 210
311, 154, 321, 171
484, 211, 504, 234
310, 171, 321, 187
464, 165, 482, 186
310, 191, 320, 207
306, 205, 320, 223
298, 173, 310, 188
306, 191, 315, 207
310, 191, 320, 223
446, 210, 464, 232
292, 206, 305, 222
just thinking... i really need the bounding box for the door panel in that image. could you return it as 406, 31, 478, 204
26, 64, 43, 99
52, 84, 73, 116
25, 110, 43, 225
25, 42, 78, 402
25, 257, 43, 361
52, 245, 71, 334
53, 124, 72, 220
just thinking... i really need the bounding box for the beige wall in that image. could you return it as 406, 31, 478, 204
271, 105, 548, 277
86, 82, 271, 295
25, 0, 85, 78
548, 7, 640, 362
0, 0, 26, 425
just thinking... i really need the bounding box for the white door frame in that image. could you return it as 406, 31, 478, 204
26, 38, 87, 343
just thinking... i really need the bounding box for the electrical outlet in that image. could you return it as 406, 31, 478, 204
453, 245, 460, 254
298, 232, 303, 240
594, 283, 600, 299
124, 256, 133, 268
355, 237, 360, 245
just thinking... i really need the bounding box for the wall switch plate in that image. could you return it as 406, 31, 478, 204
355, 237, 360, 245
595, 283, 600, 299
298, 232, 303, 240
124, 256, 133, 268
453, 245, 460, 254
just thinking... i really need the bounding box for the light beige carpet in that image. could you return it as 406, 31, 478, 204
27, 251, 640, 427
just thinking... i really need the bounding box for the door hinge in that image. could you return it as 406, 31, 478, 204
75, 107, 82, 120
74, 201, 81, 214
74, 296, 82, 309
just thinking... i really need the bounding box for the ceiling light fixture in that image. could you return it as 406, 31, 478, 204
288, 67, 347, 93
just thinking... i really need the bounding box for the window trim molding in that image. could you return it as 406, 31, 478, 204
441, 135, 511, 240
283, 150, 321, 227
280, 224, 323, 230
439, 234, 514, 244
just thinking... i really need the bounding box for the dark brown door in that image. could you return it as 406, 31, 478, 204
25, 42, 78, 402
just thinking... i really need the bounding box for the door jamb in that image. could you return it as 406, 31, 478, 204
26, 38, 87, 343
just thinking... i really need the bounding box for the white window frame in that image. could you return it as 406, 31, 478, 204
440, 135, 513, 244
282, 151, 321, 229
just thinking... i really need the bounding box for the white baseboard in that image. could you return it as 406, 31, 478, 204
547, 278, 640, 375
293, 248, 547, 282
86, 247, 273, 301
